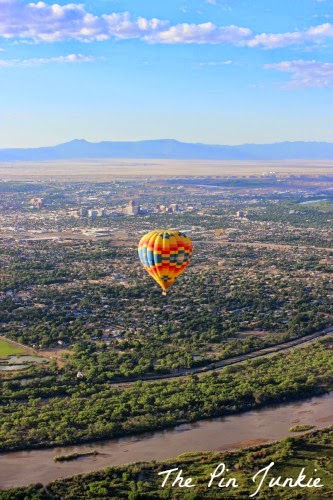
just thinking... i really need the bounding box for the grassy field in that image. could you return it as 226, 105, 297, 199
0, 340, 25, 358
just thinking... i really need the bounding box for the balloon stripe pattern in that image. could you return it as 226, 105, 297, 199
138, 230, 193, 293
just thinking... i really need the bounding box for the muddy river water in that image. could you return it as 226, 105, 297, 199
0, 391, 332, 489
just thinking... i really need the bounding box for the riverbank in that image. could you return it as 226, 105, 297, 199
0, 337, 333, 454
1, 424, 332, 498
1, 389, 333, 488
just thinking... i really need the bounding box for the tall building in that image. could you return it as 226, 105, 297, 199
71, 207, 106, 218
125, 200, 140, 215
78, 207, 88, 217
97, 208, 106, 217
87, 209, 98, 219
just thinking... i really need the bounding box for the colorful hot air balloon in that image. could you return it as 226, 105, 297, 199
138, 230, 193, 295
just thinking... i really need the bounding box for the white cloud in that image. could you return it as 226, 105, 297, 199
103, 13, 167, 41
0, 1, 167, 42
0, 1, 333, 49
265, 60, 333, 88
0, 53, 102, 67
246, 22, 333, 48
198, 60, 233, 66
206, 0, 232, 9
144, 22, 251, 44
0, 1, 248, 45
0, 0, 250, 45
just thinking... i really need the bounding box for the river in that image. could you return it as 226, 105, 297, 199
0, 355, 47, 371
0, 391, 333, 490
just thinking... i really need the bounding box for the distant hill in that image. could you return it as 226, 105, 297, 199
1, 139, 333, 161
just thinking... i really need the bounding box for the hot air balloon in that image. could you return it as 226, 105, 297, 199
138, 230, 193, 295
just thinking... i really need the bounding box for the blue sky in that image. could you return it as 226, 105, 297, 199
0, 0, 332, 147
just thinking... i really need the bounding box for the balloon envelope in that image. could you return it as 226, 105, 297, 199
138, 230, 193, 294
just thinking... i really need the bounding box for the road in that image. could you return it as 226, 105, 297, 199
1, 326, 333, 383
112, 325, 333, 384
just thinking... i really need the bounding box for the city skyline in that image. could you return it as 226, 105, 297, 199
0, 0, 332, 147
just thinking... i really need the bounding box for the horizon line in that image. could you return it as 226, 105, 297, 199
1, 138, 333, 150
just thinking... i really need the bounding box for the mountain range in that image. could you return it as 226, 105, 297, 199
1, 139, 333, 161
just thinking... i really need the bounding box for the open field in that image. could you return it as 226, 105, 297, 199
1, 158, 333, 181
0, 340, 25, 358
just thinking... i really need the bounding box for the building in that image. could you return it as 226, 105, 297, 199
87, 209, 99, 219
71, 207, 106, 218
125, 200, 140, 215
78, 207, 88, 217
30, 197, 44, 209
97, 208, 106, 217
69, 210, 79, 218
